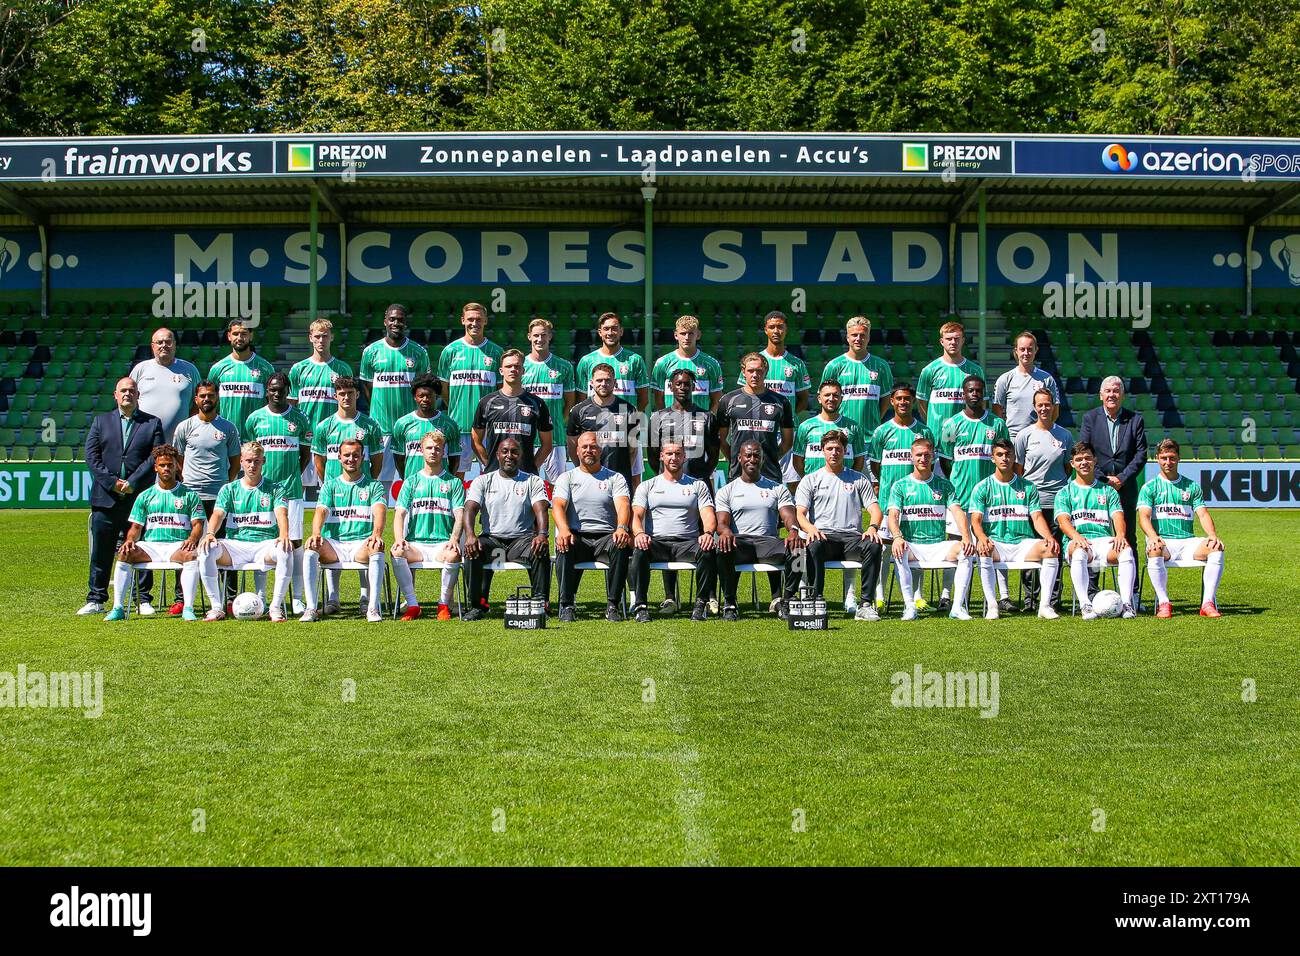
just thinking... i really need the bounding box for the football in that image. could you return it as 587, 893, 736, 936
1092, 589, 1123, 618
231, 592, 266, 620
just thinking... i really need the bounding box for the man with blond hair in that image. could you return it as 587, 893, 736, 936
651, 315, 724, 414
390, 430, 465, 622
820, 315, 894, 433
289, 317, 354, 437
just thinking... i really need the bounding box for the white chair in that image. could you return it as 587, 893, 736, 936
733, 562, 783, 612
393, 560, 465, 620
883, 557, 958, 612
572, 560, 627, 616
319, 558, 394, 616
649, 561, 698, 606
1155, 555, 1209, 611
1068, 563, 1118, 616
979, 559, 1044, 616
120, 560, 194, 617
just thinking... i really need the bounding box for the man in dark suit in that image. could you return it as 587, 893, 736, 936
80, 376, 165, 614
1078, 375, 1147, 592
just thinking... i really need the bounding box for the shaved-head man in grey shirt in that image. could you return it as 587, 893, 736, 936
715, 440, 804, 621
552, 431, 633, 623
794, 428, 884, 620
629, 439, 718, 623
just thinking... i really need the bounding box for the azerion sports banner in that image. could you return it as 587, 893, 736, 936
0, 463, 91, 509
1144, 462, 1300, 509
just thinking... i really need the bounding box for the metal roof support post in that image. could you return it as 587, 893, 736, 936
641, 185, 657, 376
977, 186, 987, 372
947, 222, 957, 317
37, 225, 48, 319
1244, 224, 1255, 317
338, 222, 348, 316
308, 185, 319, 320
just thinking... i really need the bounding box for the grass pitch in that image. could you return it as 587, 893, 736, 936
0, 509, 1297, 866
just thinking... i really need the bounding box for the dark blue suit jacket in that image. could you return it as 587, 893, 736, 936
84, 408, 165, 509
1077, 405, 1147, 489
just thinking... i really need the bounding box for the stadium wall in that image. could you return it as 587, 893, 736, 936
1, 225, 1299, 312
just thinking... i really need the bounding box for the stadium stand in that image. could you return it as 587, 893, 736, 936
2, 294, 1296, 463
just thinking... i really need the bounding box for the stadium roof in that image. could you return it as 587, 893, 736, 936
2, 132, 1300, 225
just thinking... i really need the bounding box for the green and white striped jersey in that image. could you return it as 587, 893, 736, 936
215, 478, 287, 542
129, 482, 204, 543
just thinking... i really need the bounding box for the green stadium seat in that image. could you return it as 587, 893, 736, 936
30, 446, 51, 462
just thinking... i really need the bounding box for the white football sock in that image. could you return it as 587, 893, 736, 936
291, 547, 305, 607
996, 567, 1010, 600
1038, 558, 1058, 611
951, 555, 973, 613
894, 557, 916, 612
270, 548, 292, 610
367, 553, 384, 613
302, 549, 321, 611
1118, 549, 1136, 606
440, 565, 460, 605
199, 550, 222, 610
942, 566, 954, 600
978, 557, 998, 615
391, 554, 418, 606
1204, 550, 1224, 604
843, 571, 855, 604
253, 570, 268, 603
325, 567, 340, 604
1070, 549, 1092, 608
112, 561, 133, 610
1148, 554, 1169, 605
180, 561, 198, 611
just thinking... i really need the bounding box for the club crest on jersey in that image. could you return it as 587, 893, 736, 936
287, 423, 297, 433
694, 365, 705, 378
549, 370, 559, 380
172, 374, 187, 385
260, 494, 271, 508
932, 491, 942, 501
763, 404, 777, 416
1181, 491, 1191, 501
521, 407, 532, 418
251, 370, 261, 379
985, 429, 995, 441
597, 480, 608, 491
1015, 491, 1025, 500
359, 490, 370, 502
484, 357, 494, 368
760, 489, 770, 498
869, 370, 879, 381
619, 363, 628, 375
330, 373, 340, 384
784, 366, 794, 378
173, 497, 184, 508
514, 485, 526, 496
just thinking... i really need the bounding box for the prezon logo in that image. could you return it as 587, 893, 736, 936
287, 143, 315, 172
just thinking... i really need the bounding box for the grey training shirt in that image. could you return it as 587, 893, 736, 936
715, 476, 792, 538
993, 366, 1060, 439
795, 466, 879, 535
553, 466, 629, 534
633, 473, 714, 538
466, 469, 549, 538
132, 357, 201, 441
1014, 423, 1072, 507
172, 414, 241, 499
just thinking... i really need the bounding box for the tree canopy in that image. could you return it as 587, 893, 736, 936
1, 0, 1296, 136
